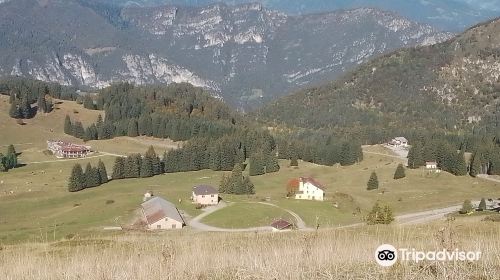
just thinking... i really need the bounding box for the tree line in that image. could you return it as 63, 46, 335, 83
1, 77, 78, 120
407, 135, 500, 177
68, 160, 108, 192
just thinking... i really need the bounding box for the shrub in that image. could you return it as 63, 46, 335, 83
459, 200, 474, 214
105, 200, 115, 205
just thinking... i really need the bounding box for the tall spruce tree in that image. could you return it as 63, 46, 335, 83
470, 154, 481, 177
37, 93, 47, 113
367, 171, 379, 190
393, 164, 406, 179
7, 145, 16, 156
97, 160, 108, 184
249, 153, 265, 176
20, 96, 32, 119
68, 164, 85, 192
73, 121, 85, 139
127, 119, 139, 137
112, 157, 126, 179
478, 198, 487, 211
140, 157, 153, 178
266, 154, 280, 173
9, 100, 22, 119
64, 115, 73, 135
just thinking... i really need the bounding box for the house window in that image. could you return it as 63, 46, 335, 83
172, 224, 176, 229
202, 195, 205, 198
157, 225, 161, 229
165, 218, 168, 221
211, 194, 214, 197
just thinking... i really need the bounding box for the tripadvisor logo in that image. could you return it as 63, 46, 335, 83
375, 244, 481, 267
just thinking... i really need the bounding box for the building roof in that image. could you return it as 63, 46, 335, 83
300, 177, 326, 190
192, 185, 218, 196
394, 137, 408, 142
271, 219, 292, 230
141, 197, 185, 225
426, 161, 437, 165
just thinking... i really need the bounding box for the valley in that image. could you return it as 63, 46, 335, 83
0, 95, 498, 244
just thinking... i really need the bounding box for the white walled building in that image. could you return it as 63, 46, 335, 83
295, 177, 325, 201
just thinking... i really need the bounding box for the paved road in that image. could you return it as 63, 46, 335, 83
477, 174, 500, 184
395, 201, 479, 225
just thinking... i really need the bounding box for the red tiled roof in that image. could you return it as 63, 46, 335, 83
271, 219, 292, 230
300, 177, 326, 190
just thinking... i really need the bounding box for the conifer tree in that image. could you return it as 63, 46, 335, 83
478, 198, 487, 211
366, 202, 394, 225
112, 157, 126, 179
367, 171, 379, 190
83, 95, 95, 110
20, 96, 32, 119
243, 176, 255, 195
127, 119, 139, 137
9, 100, 21, 119
4, 153, 17, 169
97, 160, 108, 184
140, 157, 153, 178
64, 115, 73, 135
37, 93, 47, 113
84, 163, 93, 188
96, 114, 104, 139
290, 148, 299, 167
266, 154, 280, 173
73, 121, 85, 139
249, 153, 265, 176
68, 164, 85, 192
454, 150, 467, 176
393, 164, 406, 179
407, 143, 424, 169
470, 153, 481, 177
0, 160, 6, 172
219, 174, 231, 194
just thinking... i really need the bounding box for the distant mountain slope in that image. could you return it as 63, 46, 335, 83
90, 0, 500, 31
255, 18, 500, 132
0, 0, 452, 109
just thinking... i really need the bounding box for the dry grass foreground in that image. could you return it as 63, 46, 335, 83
1, 221, 499, 279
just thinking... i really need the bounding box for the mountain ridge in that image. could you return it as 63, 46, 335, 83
0, 0, 452, 109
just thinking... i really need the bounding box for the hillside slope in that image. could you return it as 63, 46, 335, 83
255, 18, 500, 133
0, 0, 452, 109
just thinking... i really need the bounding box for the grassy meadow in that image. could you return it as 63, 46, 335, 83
0, 94, 499, 243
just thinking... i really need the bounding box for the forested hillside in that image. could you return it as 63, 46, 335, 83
255, 18, 500, 139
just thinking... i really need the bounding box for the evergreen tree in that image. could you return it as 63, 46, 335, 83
125, 154, 141, 178
478, 198, 487, 211
231, 164, 244, 194
219, 174, 230, 194
84, 163, 93, 188
73, 121, 85, 139
20, 96, 32, 119
4, 153, 17, 169
459, 199, 474, 214
37, 93, 47, 113
266, 154, 280, 173
290, 147, 299, 167
83, 95, 95, 110
454, 150, 467, 176
367, 171, 379, 190
68, 164, 85, 192
97, 160, 108, 184
470, 153, 481, 177
96, 114, 104, 139
64, 115, 73, 135
9, 100, 22, 119
140, 157, 153, 178
249, 153, 265, 176
407, 143, 424, 169
366, 202, 394, 225
112, 157, 126, 179
243, 176, 255, 194
0, 160, 6, 172
393, 164, 406, 180
127, 119, 139, 137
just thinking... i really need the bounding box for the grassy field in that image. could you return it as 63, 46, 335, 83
1, 94, 500, 242
1, 221, 499, 279
200, 203, 295, 228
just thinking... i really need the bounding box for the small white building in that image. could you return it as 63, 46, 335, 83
295, 177, 325, 201
425, 161, 441, 173
141, 197, 185, 230
389, 137, 409, 148
192, 185, 219, 206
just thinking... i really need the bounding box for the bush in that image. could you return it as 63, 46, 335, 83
459, 200, 474, 214
483, 215, 500, 222
105, 200, 115, 205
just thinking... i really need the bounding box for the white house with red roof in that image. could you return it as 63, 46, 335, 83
295, 177, 325, 201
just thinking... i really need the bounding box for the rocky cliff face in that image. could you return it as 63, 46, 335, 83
0, 0, 453, 109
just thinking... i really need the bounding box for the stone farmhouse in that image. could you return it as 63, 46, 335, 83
141, 197, 185, 230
